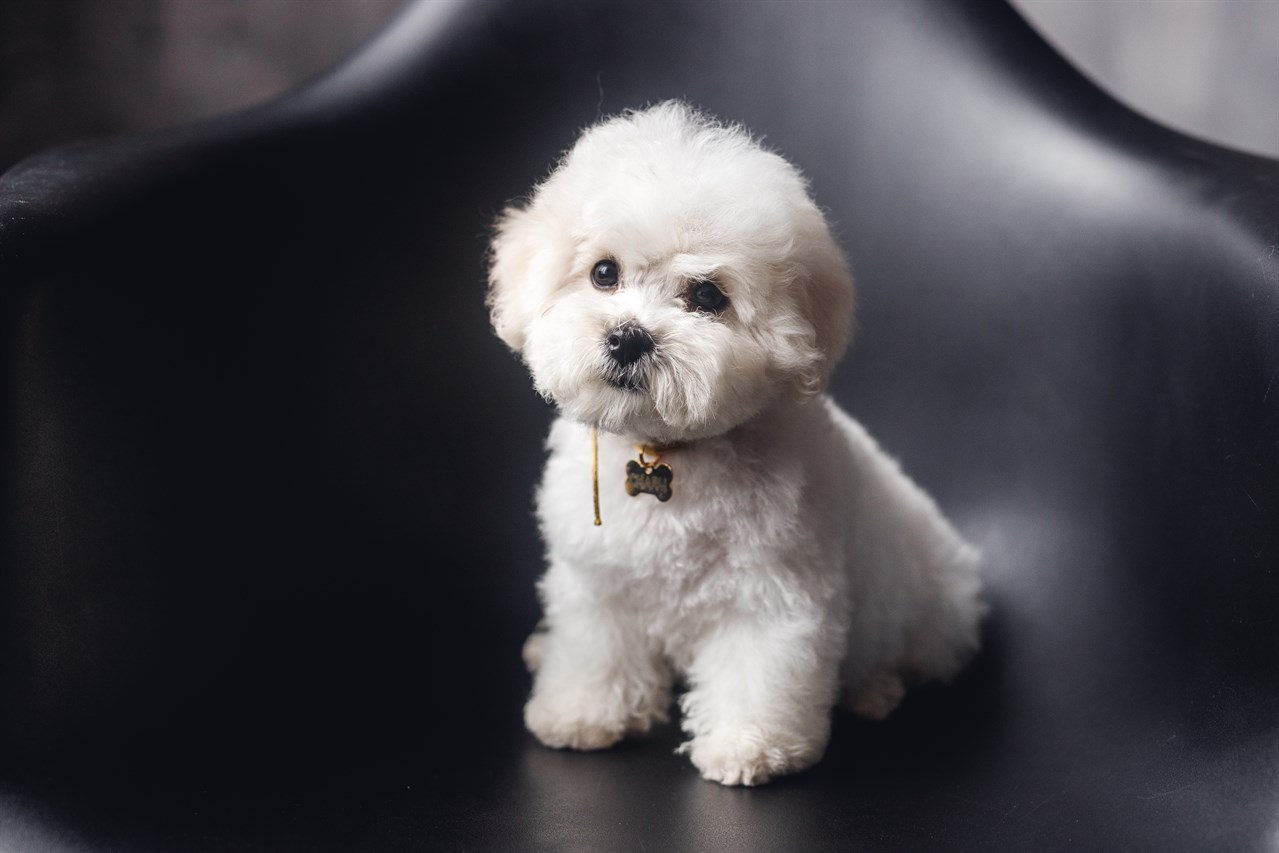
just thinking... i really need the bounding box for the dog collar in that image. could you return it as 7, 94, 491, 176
590, 430, 678, 526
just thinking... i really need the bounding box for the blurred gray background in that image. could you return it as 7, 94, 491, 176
0, 0, 1276, 176
0, 0, 407, 173
1014, 0, 1279, 158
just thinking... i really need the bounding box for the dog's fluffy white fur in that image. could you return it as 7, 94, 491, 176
488, 102, 984, 786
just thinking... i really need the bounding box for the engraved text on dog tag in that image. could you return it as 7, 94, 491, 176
625, 459, 674, 501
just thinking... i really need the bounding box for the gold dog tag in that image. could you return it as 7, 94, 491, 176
625, 449, 673, 502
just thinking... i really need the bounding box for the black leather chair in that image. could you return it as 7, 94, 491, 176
2, 0, 1277, 849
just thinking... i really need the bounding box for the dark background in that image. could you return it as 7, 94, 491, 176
2, 0, 1275, 180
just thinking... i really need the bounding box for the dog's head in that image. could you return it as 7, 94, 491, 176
488, 101, 854, 444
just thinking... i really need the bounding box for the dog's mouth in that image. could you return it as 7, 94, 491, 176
604, 371, 645, 393
602, 361, 648, 393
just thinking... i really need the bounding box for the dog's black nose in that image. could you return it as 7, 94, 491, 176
606, 324, 655, 366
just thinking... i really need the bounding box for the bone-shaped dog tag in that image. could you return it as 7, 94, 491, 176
625, 459, 673, 501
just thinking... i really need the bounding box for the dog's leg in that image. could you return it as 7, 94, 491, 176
841, 671, 907, 720
521, 619, 550, 672
678, 615, 840, 786
523, 586, 670, 751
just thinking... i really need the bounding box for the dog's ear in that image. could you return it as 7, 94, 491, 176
487, 203, 571, 352
784, 217, 856, 397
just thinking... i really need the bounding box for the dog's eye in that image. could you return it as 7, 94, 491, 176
591, 260, 620, 289
687, 279, 728, 314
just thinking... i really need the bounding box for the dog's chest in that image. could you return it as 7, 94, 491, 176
537, 424, 806, 596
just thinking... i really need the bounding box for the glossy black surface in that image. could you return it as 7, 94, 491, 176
1, 0, 1277, 850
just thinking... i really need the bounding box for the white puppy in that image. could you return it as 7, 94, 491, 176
488, 102, 984, 786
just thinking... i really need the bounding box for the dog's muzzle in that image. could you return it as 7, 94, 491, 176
603, 322, 654, 391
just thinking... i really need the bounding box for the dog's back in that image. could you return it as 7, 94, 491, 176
822, 397, 985, 717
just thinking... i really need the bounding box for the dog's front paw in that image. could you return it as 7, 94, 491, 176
680, 726, 823, 786
524, 691, 629, 751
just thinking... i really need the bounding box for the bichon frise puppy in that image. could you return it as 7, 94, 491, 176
488, 101, 984, 786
